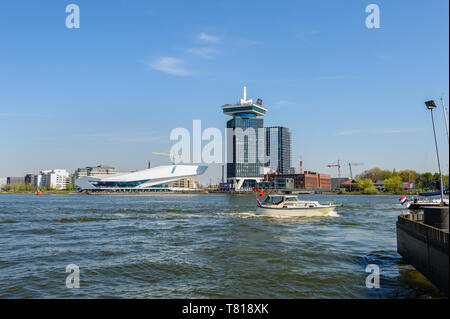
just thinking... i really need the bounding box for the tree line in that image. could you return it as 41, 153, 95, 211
350, 168, 449, 194
1, 183, 76, 192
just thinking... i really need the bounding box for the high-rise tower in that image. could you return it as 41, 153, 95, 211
222, 87, 267, 190
265, 126, 292, 174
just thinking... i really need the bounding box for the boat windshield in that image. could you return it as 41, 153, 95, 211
263, 196, 284, 205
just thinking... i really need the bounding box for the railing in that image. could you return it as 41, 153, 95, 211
398, 214, 449, 244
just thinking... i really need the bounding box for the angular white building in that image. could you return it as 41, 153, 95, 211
75, 165, 207, 191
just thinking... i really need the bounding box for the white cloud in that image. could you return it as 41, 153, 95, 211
148, 57, 191, 76
336, 130, 362, 136
197, 32, 220, 43
187, 47, 216, 59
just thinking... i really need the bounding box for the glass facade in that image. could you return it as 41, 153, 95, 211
227, 116, 264, 178
265, 126, 292, 174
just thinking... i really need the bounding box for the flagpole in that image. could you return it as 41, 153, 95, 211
441, 97, 449, 145
430, 107, 445, 204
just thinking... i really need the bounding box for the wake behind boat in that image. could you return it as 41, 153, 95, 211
256, 195, 339, 217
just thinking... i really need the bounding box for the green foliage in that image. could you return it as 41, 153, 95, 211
384, 176, 403, 194
361, 187, 378, 194
356, 167, 449, 193
354, 179, 378, 194
354, 178, 374, 190
1, 183, 37, 192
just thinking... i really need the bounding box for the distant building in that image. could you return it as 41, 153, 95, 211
373, 180, 385, 191
72, 165, 116, 184
0, 176, 7, 187
303, 171, 331, 189
7, 177, 25, 185
264, 171, 331, 190
222, 87, 267, 190
265, 126, 292, 174
171, 177, 201, 189
331, 177, 351, 190
87, 165, 116, 175
35, 169, 70, 190
25, 174, 37, 185
274, 177, 294, 189
75, 165, 207, 191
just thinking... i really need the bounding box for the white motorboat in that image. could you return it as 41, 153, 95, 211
405, 197, 449, 210
255, 195, 339, 217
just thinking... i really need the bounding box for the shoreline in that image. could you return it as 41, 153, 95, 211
0, 191, 413, 196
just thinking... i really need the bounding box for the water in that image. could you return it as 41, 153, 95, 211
0, 193, 445, 298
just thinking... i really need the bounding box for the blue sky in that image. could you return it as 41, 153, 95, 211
0, 0, 449, 183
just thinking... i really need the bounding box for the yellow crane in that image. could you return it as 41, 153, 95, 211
152, 152, 182, 164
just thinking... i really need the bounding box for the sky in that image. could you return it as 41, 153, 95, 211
0, 0, 449, 184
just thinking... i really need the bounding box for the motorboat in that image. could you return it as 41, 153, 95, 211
255, 195, 339, 217
404, 196, 449, 210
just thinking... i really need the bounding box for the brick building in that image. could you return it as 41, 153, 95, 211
264, 171, 331, 190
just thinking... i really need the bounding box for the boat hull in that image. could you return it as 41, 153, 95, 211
255, 205, 337, 217
408, 202, 449, 210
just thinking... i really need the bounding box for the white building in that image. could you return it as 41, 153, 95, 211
75, 165, 207, 191
35, 169, 71, 190
0, 176, 7, 188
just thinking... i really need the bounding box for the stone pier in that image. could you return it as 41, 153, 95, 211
396, 207, 449, 295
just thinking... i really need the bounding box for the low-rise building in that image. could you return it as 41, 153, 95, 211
331, 177, 350, 190
25, 174, 37, 185
7, 177, 25, 185
274, 177, 294, 189
264, 171, 331, 190
72, 165, 116, 184
35, 169, 71, 190
171, 177, 201, 189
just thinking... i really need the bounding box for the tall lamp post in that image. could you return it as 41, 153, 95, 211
425, 100, 444, 205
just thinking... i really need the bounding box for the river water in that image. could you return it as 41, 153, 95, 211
0, 193, 445, 298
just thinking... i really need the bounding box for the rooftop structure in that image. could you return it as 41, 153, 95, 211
222, 86, 267, 118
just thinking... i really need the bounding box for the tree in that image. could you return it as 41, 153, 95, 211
354, 178, 378, 194
384, 176, 403, 194
357, 168, 383, 180
398, 170, 419, 183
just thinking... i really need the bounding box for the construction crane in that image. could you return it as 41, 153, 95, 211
347, 162, 364, 179
327, 160, 342, 189
152, 152, 182, 164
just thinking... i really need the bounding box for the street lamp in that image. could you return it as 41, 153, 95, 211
425, 100, 445, 205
